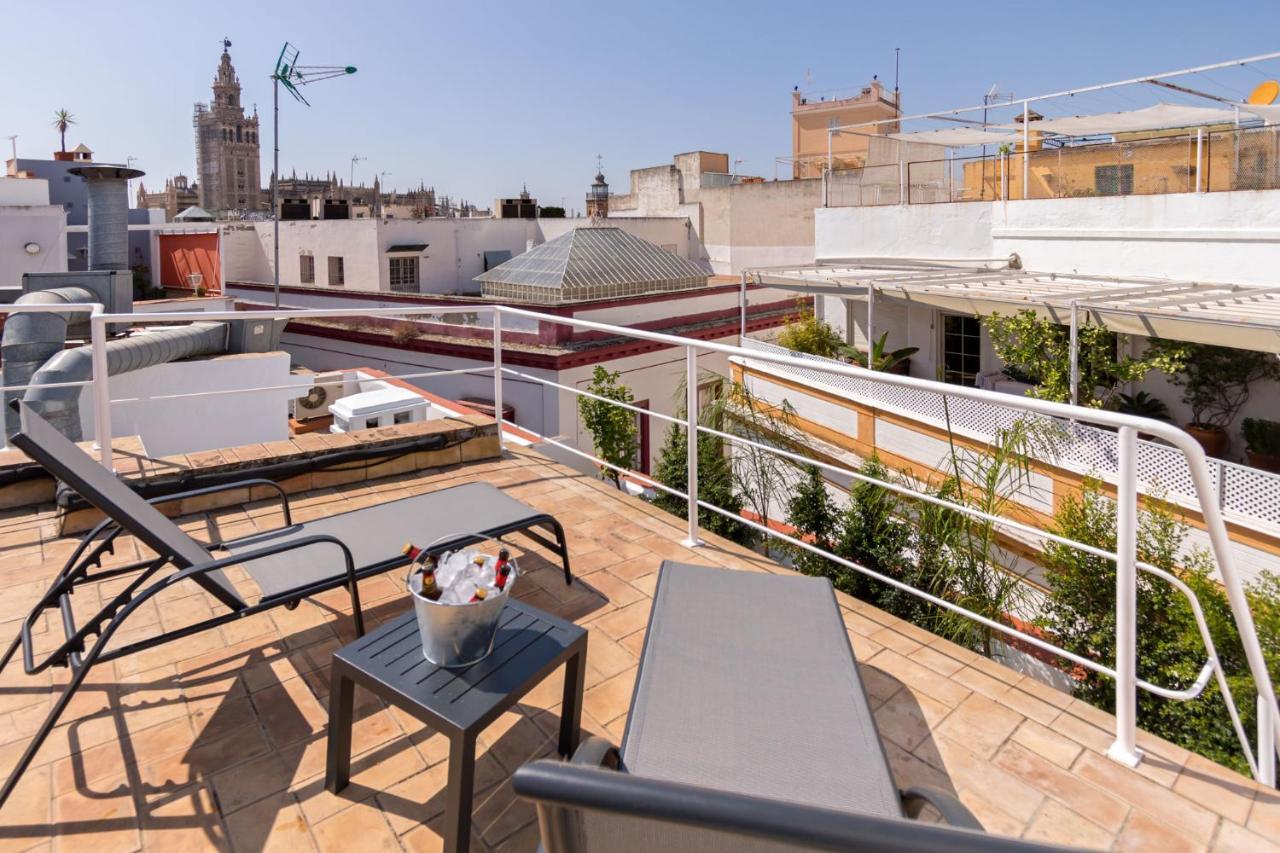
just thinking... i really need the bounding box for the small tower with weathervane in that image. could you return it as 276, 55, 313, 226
586, 155, 609, 220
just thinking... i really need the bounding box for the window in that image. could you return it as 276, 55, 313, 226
393, 411, 411, 425
941, 314, 981, 386
1094, 164, 1134, 196
299, 255, 314, 284
327, 256, 345, 287
388, 256, 419, 293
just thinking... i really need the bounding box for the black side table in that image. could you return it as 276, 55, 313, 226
325, 599, 588, 853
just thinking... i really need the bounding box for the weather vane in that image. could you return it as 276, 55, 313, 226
222, 37, 231, 52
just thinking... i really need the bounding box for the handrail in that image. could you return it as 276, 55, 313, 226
2, 299, 1267, 783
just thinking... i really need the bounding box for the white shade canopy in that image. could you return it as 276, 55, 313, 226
750, 262, 1280, 353
1244, 103, 1280, 126
993, 103, 1242, 137
886, 127, 1022, 148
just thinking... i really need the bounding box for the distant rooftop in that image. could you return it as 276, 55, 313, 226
475, 226, 708, 304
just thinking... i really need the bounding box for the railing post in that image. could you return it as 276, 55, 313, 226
1260, 694, 1277, 787
1195, 128, 1204, 193
89, 311, 114, 472
1108, 425, 1143, 768
683, 345, 700, 548
492, 317, 504, 452
739, 272, 748, 339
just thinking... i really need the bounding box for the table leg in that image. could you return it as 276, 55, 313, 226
324, 667, 355, 793
443, 733, 476, 853
559, 647, 585, 758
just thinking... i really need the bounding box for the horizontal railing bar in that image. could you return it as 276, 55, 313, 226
106, 366, 496, 405
0, 379, 95, 394
498, 419, 684, 500
500, 367, 685, 427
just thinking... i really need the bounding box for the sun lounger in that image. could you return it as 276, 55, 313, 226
0, 402, 571, 807
514, 561, 1062, 851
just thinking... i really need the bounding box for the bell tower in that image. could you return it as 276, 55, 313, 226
586, 155, 609, 220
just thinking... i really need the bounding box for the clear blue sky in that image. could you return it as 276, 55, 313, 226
4, 0, 1277, 210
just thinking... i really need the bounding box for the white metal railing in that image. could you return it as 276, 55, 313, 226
4, 301, 1274, 784
740, 337, 1280, 536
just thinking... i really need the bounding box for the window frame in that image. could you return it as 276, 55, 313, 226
327, 256, 345, 287
299, 254, 315, 284
940, 313, 982, 387
388, 256, 420, 293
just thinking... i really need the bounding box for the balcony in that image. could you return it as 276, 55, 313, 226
0, 301, 1275, 851
0, 445, 1274, 851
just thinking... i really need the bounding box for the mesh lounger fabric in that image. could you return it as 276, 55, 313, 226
221, 481, 545, 599
621, 561, 901, 819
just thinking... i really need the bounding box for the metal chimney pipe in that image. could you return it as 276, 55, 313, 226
68, 164, 145, 271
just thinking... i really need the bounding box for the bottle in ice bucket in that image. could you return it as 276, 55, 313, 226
494, 548, 513, 591
469, 586, 488, 603
419, 566, 443, 601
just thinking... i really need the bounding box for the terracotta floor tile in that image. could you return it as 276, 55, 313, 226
1009, 719, 1082, 769
993, 741, 1130, 832
311, 799, 400, 853
1074, 750, 1219, 843
1022, 799, 1116, 850
223, 792, 315, 853
935, 693, 1024, 760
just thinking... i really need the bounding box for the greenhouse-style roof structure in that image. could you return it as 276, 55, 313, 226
475, 226, 709, 304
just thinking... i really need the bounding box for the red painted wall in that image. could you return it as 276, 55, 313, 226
159, 233, 220, 293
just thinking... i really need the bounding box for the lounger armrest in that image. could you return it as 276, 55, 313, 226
514, 760, 1064, 852
900, 786, 982, 830
570, 736, 621, 769
146, 479, 292, 526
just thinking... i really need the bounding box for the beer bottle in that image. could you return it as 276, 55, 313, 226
469, 586, 488, 603
419, 566, 443, 602
494, 548, 513, 591
403, 542, 422, 561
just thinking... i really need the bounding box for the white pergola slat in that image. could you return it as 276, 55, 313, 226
751, 262, 1280, 353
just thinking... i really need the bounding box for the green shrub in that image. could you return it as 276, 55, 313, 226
1242, 418, 1280, 455
650, 423, 753, 546
577, 366, 639, 488
785, 465, 838, 577
1039, 479, 1279, 774
776, 300, 844, 358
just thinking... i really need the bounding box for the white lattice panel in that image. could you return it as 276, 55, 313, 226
739, 339, 1280, 536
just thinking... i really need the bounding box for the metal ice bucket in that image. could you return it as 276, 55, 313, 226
406, 536, 516, 668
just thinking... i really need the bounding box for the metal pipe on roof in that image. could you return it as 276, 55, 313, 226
826, 50, 1280, 135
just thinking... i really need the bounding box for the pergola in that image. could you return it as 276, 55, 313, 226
744, 260, 1280, 405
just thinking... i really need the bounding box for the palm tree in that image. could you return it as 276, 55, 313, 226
51, 110, 75, 153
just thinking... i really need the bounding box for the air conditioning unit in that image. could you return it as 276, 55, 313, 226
293, 371, 345, 420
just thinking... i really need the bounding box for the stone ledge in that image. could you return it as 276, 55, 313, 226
0, 416, 501, 534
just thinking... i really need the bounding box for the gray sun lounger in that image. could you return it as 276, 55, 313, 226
0, 401, 571, 808
514, 561, 1066, 852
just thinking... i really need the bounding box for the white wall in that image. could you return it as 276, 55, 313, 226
0, 206, 67, 287
992, 191, 1280, 284
816, 189, 1280, 283
816, 202, 995, 261
0, 178, 67, 288
77, 352, 307, 457
0, 177, 53, 206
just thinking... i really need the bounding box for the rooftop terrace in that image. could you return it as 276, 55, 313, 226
0, 446, 1276, 851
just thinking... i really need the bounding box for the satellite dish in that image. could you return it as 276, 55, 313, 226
1247, 80, 1279, 106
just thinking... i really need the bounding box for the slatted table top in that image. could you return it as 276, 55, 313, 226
333, 600, 588, 735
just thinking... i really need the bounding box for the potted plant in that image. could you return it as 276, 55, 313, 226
1148, 341, 1280, 459
1242, 418, 1280, 473
1115, 391, 1170, 441
840, 332, 919, 375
